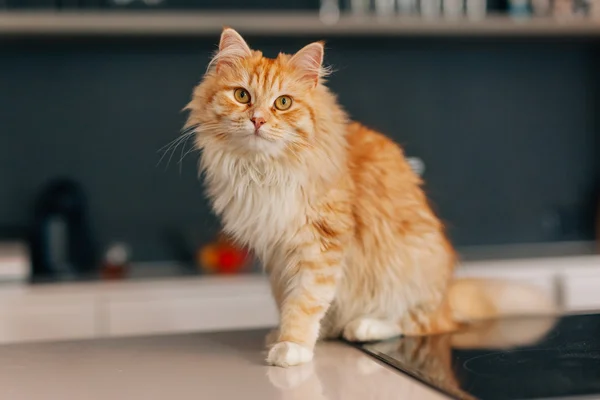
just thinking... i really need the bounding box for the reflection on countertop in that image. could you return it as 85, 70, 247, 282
359, 313, 600, 400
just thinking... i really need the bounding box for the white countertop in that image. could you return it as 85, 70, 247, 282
0, 329, 447, 400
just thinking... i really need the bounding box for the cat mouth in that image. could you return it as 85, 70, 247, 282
251, 130, 276, 142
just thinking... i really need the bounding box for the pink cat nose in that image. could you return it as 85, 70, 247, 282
251, 117, 266, 130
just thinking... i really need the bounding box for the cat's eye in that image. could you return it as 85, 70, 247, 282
274, 95, 293, 111
234, 88, 251, 104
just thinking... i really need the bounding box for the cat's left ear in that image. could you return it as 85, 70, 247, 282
289, 41, 326, 87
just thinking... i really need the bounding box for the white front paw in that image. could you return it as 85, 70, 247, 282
266, 341, 313, 368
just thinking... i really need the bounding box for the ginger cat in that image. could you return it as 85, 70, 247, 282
184, 28, 554, 368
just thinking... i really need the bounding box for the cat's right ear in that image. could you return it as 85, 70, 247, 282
210, 28, 252, 73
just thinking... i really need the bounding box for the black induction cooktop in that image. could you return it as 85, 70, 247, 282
356, 313, 600, 400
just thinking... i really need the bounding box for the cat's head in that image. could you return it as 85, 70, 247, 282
186, 28, 341, 160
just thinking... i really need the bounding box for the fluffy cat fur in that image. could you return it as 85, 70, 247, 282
184, 28, 555, 368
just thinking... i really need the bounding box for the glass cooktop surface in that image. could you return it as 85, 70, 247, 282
356, 313, 600, 400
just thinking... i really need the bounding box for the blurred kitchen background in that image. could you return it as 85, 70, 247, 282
0, 0, 598, 343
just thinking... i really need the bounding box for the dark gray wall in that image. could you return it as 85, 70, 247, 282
0, 37, 598, 262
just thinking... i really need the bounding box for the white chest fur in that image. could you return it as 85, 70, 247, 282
201, 150, 307, 259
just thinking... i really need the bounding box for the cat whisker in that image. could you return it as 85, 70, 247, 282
156, 124, 200, 169
157, 137, 188, 169
178, 141, 201, 173
177, 133, 195, 174
157, 124, 198, 153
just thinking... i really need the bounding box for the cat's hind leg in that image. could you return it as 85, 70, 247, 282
342, 318, 402, 342
398, 302, 459, 337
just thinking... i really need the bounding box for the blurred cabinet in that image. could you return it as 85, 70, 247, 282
105, 294, 277, 337
0, 275, 279, 344
0, 256, 599, 344
0, 295, 96, 344
561, 267, 600, 311
455, 265, 558, 301
456, 255, 600, 313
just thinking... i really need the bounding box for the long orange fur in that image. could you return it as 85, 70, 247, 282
184, 28, 554, 367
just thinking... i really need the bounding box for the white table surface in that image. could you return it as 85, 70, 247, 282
0, 329, 447, 400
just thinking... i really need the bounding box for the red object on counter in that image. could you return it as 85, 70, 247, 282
197, 234, 250, 274
101, 263, 127, 280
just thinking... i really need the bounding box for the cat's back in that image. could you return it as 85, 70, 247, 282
345, 121, 423, 195
344, 120, 444, 235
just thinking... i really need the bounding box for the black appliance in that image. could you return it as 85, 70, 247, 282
31, 178, 96, 280
356, 313, 600, 400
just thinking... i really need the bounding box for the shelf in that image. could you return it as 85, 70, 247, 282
0, 11, 600, 37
